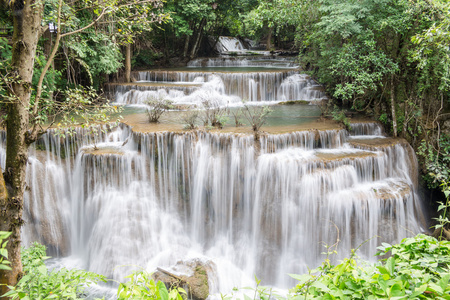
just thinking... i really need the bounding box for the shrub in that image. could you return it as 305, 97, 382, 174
180, 110, 199, 130
241, 105, 273, 141
145, 96, 174, 123
117, 269, 186, 300
200, 99, 228, 129
2, 243, 106, 299
331, 106, 351, 130
289, 234, 450, 299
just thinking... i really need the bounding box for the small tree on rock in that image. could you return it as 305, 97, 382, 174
145, 95, 173, 123
242, 104, 273, 141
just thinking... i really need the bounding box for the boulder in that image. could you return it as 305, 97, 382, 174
152, 259, 215, 300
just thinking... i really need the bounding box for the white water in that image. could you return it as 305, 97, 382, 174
0, 48, 425, 298
8, 120, 425, 298
215, 36, 246, 53
112, 70, 327, 106
109, 40, 327, 106
187, 57, 297, 68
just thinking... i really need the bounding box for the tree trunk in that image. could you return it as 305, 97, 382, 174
125, 43, 131, 83
0, 0, 43, 296
190, 18, 206, 59
183, 34, 190, 58
390, 74, 398, 137
266, 26, 273, 50
43, 28, 54, 101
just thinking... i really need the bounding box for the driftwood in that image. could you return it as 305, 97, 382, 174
156, 267, 185, 282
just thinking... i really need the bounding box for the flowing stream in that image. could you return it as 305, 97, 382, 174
2, 37, 427, 298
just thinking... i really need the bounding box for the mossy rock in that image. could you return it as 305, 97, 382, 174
278, 100, 310, 105
152, 259, 215, 300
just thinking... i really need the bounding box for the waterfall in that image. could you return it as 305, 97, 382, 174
108, 53, 327, 105
111, 70, 326, 105
14, 122, 425, 295
214, 36, 247, 54
2, 45, 426, 298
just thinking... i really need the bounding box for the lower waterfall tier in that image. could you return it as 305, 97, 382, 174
13, 123, 426, 297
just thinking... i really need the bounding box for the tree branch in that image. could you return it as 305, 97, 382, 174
29, 4, 109, 143
61, 8, 108, 38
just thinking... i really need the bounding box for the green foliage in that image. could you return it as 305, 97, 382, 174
418, 134, 450, 189
180, 110, 199, 130
288, 234, 450, 299
0, 231, 12, 271
331, 106, 351, 130
2, 243, 106, 299
133, 49, 162, 68
52, 86, 123, 151
200, 99, 228, 129
0, 37, 12, 103
117, 269, 186, 300
243, 0, 302, 41
277, 0, 450, 142
64, 32, 123, 88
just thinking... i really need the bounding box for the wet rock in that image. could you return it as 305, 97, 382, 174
152, 259, 214, 300
431, 227, 450, 241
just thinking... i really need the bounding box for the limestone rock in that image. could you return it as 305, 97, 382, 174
152, 259, 215, 300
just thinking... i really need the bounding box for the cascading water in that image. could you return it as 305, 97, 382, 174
5, 46, 426, 298
10, 119, 426, 298
107, 41, 327, 106
214, 36, 246, 53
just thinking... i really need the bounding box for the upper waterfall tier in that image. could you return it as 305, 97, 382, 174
13, 121, 425, 296
109, 69, 327, 105
213, 36, 271, 55
187, 57, 298, 68
108, 54, 327, 106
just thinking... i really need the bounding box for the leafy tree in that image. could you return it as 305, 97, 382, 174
0, 0, 163, 292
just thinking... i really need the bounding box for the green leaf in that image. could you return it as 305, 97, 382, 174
0, 264, 12, 270
428, 282, 444, 294
378, 276, 388, 294
37, 264, 48, 276
289, 274, 313, 285
157, 280, 169, 300
311, 281, 330, 292
0, 248, 7, 259
386, 257, 395, 276
389, 283, 404, 297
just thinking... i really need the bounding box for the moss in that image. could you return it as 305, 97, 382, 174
195, 266, 207, 276
34, 142, 47, 151
278, 100, 310, 105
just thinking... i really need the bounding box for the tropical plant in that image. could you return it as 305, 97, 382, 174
289, 234, 450, 299
117, 269, 186, 300
0, 232, 11, 271
2, 243, 106, 299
